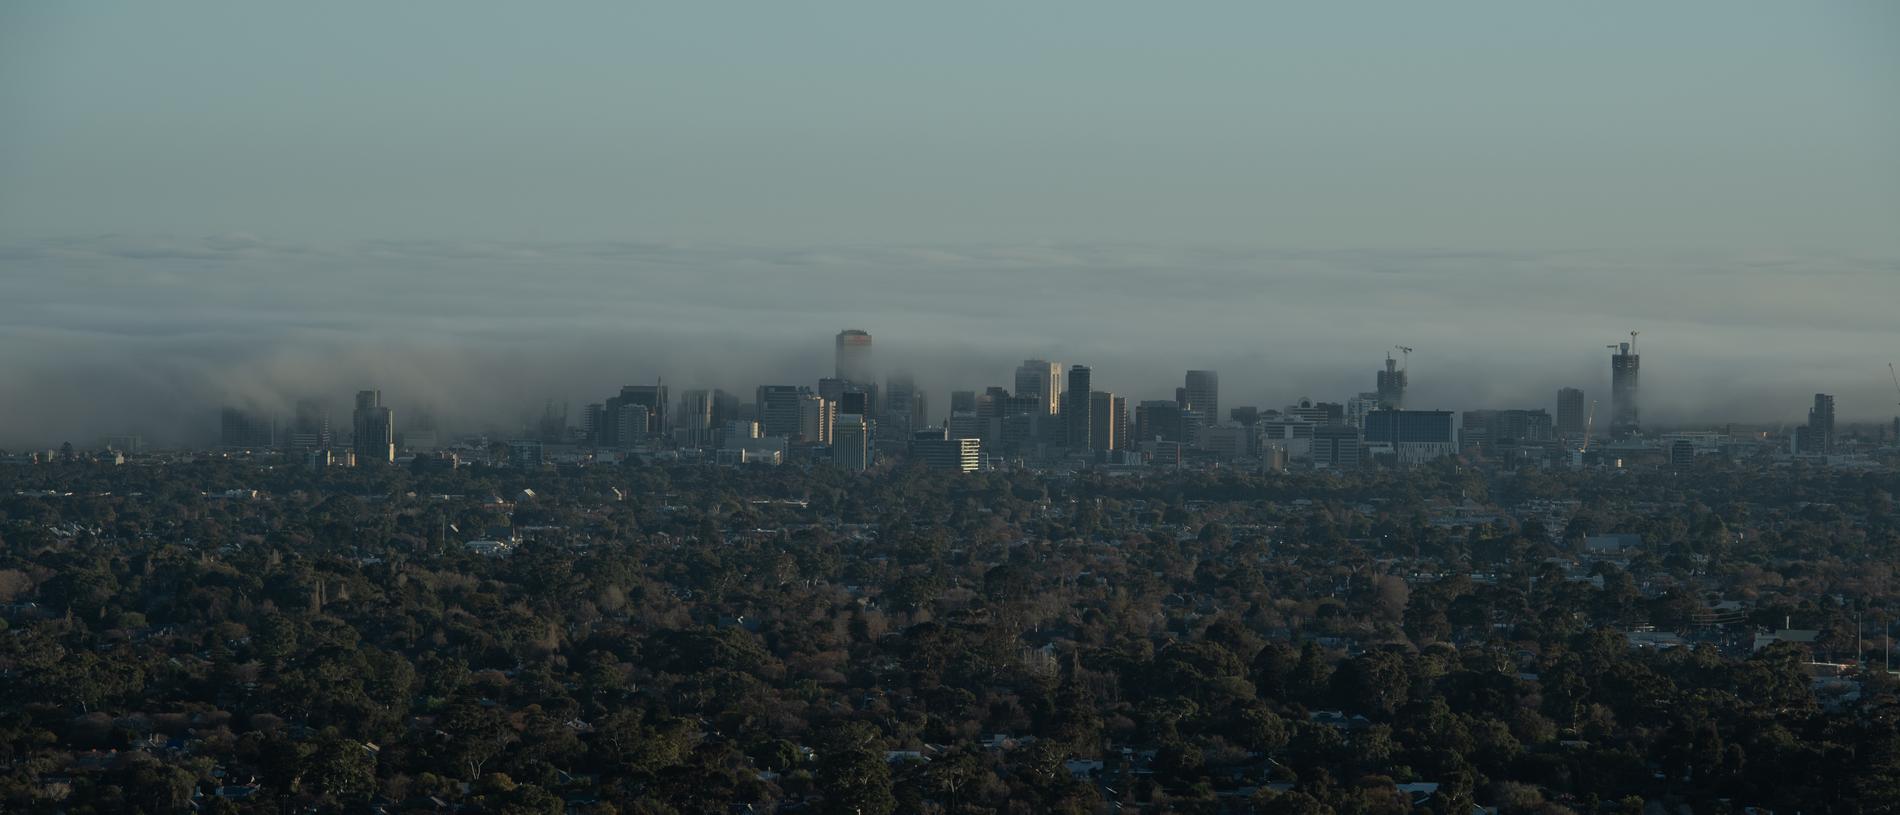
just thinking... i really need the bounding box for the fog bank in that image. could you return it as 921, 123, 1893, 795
2, 235, 1896, 448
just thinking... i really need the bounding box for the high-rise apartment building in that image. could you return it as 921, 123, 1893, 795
352, 389, 394, 464
1014, 360, 1063, 416
1064, 365, 1092, 449
1183, 370, 1219, 427
1556, 387, 1586, 437
1610, 343, 1640, 438
836, 329, 874, 382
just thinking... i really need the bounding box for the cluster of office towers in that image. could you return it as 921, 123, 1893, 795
213, 329, 1856, 470
219, 390, 396, 466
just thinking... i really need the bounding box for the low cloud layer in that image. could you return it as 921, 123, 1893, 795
2, 235, 1897, 448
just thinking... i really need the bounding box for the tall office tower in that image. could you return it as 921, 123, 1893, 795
1113, 396, 1129, 451
950, 390, 977, 414
1808, 393, 1836, 455
832, 414, 869, 471
757, 386, 805, 439
796, 392, 833, 444
1556, 388, 1586, 437
678, 390, 716, 447
1088, 391, 1118, 451
219, 407, 275, 449
352, 390, 394, 464
618, 385, 669, 437
884, 374, 925, 436
1135, 400, 1185, 443
981, 386, 1011, 418
836, 329, 874, 382
1376, 355, 1407, 409
1064, 365, 1092, 448
582, 403, 604, 445
1014, 360, 1064, 415
1183, 370, 1219, 426
948, 409, 983, 441
1180, 410, 1205, 448
1610, 342, 1640, 438
615, 405, 649, 448
819, 378, 876, 420
711, 390, 741, 429
288, 398, 332, 450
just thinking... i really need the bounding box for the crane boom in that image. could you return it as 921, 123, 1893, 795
1581, 400, 1598, 452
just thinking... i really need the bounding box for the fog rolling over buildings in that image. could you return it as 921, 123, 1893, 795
1, 237, 1898, 447
0, 3, 1897, 446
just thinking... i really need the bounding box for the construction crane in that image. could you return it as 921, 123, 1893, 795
1394, 345, 1413, 373
1580, 400, 1599, 453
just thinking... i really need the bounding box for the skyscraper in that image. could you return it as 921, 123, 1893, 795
835, 329, 873, 382
884, 374, 924, 437
1014, 360, 1063, 416
1556, 387, 1586, 437
593, 385, 667, 447
1089, 391, 1117, 452
1610, 342, 1640, 438
832, 413, 868, 471
1135, 400, 1184, 443
1183, 370, 1219, 427
1808, 393, 1836, 455
678, 389, 716, 447
219, 407, 275, 450
796, 392, 833, 444
288, 398, 332, 450
1064, 365, 1092, 449
757, 385, 805, 439
352, 389, 394, 464
1376, 355, 1406, 409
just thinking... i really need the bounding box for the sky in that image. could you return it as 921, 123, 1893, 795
1, 3, 1898, 445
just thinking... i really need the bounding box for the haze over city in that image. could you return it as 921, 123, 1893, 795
3, 2, 1898, 445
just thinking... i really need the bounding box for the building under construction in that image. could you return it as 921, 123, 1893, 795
1610, 332, 1640, 439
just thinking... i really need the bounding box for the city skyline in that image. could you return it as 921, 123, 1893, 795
51, 329, 1895, 453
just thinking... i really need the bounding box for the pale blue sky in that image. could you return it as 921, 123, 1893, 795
3, 2, 1896, 249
